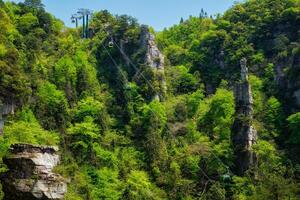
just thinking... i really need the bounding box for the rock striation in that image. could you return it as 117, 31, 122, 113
1, 144, 67, 200
232, 58, 257, 175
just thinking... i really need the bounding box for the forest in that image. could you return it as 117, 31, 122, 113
0, 0, 300, 199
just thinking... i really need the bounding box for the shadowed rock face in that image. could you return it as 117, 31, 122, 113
232, 58, 257, 176
1, 144, 67, 200
0, 102, 15, 135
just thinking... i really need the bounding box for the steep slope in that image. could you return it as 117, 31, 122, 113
0, 0, 300, 200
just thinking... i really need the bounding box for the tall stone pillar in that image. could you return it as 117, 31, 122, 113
232, 58, 257, 175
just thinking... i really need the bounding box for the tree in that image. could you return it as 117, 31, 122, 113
17, 13, 38, 34
142, 100, 168, 173
167, 65, 199, 95
91, 168, 124, 200
197, 88, 235, 141
0, 107, 58, 159
180, 17, 184, 24
24, 0, 44, 9
53, 55, 77, 101
67, 117, 100, 161
124, 170, 166, 199
35, 82, 69, 130
287, 112, 300, 145
263, 97, 284, 139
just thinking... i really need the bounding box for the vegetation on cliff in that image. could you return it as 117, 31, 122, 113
0, 0, 300, 199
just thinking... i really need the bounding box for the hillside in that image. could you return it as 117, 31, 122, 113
0, 0, 300, 199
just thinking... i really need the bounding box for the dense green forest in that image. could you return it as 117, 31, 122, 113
0, 0, 300, 199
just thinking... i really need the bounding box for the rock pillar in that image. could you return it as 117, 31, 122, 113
232, 58, 257, 175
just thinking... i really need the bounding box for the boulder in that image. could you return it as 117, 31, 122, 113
1, 144, 67, 200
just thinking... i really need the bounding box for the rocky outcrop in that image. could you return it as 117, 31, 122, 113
141, 25, 167, 101
141, 26, 165, 70
1, 144, 67, 200
275, 54, 300, 112
232, 58, 257, 175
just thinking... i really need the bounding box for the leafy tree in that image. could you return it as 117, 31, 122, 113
24, 0, 44, 9
17, 13, 38, 34
124, 170, 166, 199
0, 107, 58, 161
53, 55, 77, 101
197, 88, 235, 141
73, 96, 110, 130
263, 96, 284, 139
205, 182, 226, 200
186, 88, 205, 117
142, 100, 168, 174
67, 117, 100, 161
35, 82, 69, 130
91, 167, 124, 200
287, 112, 300, 145
167, 65, 199, 95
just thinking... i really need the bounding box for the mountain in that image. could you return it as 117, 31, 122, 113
0, 0, 299, 199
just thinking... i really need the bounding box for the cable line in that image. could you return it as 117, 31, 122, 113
100, 26, 233, 180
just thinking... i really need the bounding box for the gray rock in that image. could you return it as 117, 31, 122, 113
232, 58, 257, 175
293, 89, 300, 107
0, 102, 15, 135
140, 25, 167, 101
1, 144, 67, 200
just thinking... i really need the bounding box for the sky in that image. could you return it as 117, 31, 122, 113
7, 0, 239, 31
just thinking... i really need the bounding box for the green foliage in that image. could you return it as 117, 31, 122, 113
186, 88, 205, 117
262, 96, 284, 139
0, 107, 58, 159
142, 101, 168, 171
167, 65, 199, 95
248, 75, 264, 118
53, 55, 77, 100
124, 170, 166, 200
287, 112, 300, 145
251, 140, 300, 200
0, 1, 300, 199
67, 117, 100, 161
17, 13, 38, 34
91, 168, 124, 200
197, 88, 235, 141
35, 82, 69, 130
205, 182, 226, 200
73, 96, 110, 130
23, 0, 44, 9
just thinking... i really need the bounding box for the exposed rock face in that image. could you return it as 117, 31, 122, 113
275, 55, 300, 112
0, 102, 15, 135
232, 58, 257, 175
141, 25, 167, 101
1, 144, 67, 200
141, 27, 164, 70
293, 89, 300, 107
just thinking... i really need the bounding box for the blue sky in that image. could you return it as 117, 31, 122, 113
7, 0, 239, 31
